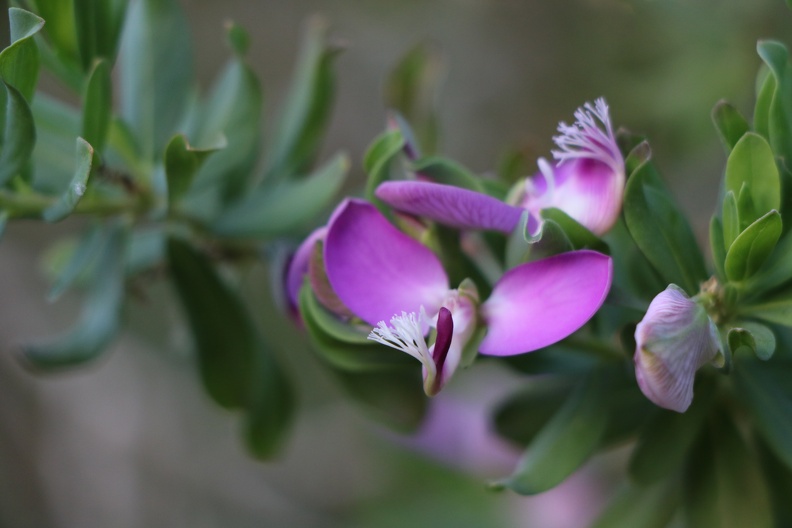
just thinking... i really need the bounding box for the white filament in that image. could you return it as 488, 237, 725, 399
551, 98, 621, 174
368, 308, 436, 377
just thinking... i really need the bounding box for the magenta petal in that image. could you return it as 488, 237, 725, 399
479, 250, 612, 356
285, 227, 327, 310
376, 181, 524, 233
324, 199, 449, 325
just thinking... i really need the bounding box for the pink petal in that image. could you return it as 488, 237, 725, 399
479, 250, 612, 356
521, 159, 623, 236
324, 199, 449, 325
285, 226, 327, 310
376, 181, 525, 233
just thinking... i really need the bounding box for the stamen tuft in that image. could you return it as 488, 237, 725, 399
368, 309, 435, 375
551, 97, 622, 174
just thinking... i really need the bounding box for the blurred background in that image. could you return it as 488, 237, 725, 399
1, 0, 791, 526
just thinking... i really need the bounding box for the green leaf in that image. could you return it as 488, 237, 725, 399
757, 439, 792, 526
628, 376, 716, 486
23, 224, 126, 369
384, 41, 444, 156
119, 0, 193, 161
710, 216, 726, 280
265, 16, 342, 182
74, 0, 129, 70
757, 40, 792, 167
224, 20, 250, 56
724, 132, 780, 222
623, 157, 707, 295
540, 208, 609, 253
0, 210, 7, 239
727, 322, 775, 361
506, 213, 572, 266
167, 237, 255, 409
721, 191, 740, 250
48, 224, 103, 301
742, 294, 792, 327
493, 376, 575, 446
591, 481, 678, 528
734, 360, 792, 470
186, 52, 262, 202
331, 367, 426, 432
81, 58, 112, 152
493, 371, 609, 495
213, 153, 349, 238
746, 228, 792, 296
299, 284, 414, 372
164, 134, 223, 206
754, 67, 774, 140
30, 94, 80, 191
724, 210, 782, 282
623, 140, 652, 176
28, 0, 78, 62
683, 410, 773, 528
363, 129, 405, 211
711, 100, 749, 153
0, 82, 36, 186
410, 156, 486, 193
42, 137, 93, 222
0, 8, 45, 101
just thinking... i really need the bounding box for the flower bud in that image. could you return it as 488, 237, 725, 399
634, 285, 721, 413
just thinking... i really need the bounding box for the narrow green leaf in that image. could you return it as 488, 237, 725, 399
42, 138, 93, 222
493, 376, 575, 447
746, 228, 792, 296
23, 224, 126, 369
82, 58, 112, 152
757, 40, 792, 166
0, 8, 45, 101
710, 216, 726, 280
494, 371, 609, 495
540, 208, 608, 253
623, 157, 707, 295
31, 94, 81, 191
74, 0, 129, 70
332, 367, 426, 432
711, 100, 749, 153
0, 82, 36, 186
725, 132, 780, 222
384, 41, 444, 156
734, 360, 792, 470
28, 0, 78, 62
754, 67, 774, 141
727, 322, 775, 361
623, 140, 651, 176
721, 191, 739, 250
724, 210, 782, 282
265, 16, 342, 181
213, 153, 349, 238
363, 129, 405, 211
186, 55, 262, 202
0, 210, 7, 239
164, 134, 224, 206
591, 481, 678, 528
167, 237, 256, 409
628, 377, 716, 486
119, 0, 193, 161
683, 410, 773, 528
224, 20, 250, 56
48, 224, 103, 301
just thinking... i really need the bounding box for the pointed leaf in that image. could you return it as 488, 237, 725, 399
0, 8, 45, 101
725, 132, 780, 222
119, 0, 193, 161
23, 224, 126, 369
48, 224, 103, 301
493, 371, 609, 495
410, 156, 485, 193
757, 40, 792, 167
493, 376, 574, 446
710, 216, 726, 280
363, 129, 405, 210
727, 322, 775, 361
42, 138, 93, 222
213, 153, 349, 238
725, 210, 782, 282
591, 481, 678, 528
623, 157, 707, 295
164, 134, 223, 205
721, 191, 739, 250
711, 100, 749, 153
74, 0, 129, 70
265, 16, 341, 181
0, 82, 36, 186
81, 58, 112, 152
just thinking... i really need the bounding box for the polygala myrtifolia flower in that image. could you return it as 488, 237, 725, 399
374, 98, 624, 237
295, 198, 612, 396
634, 285, 723, 413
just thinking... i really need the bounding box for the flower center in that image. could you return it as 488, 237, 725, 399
368, 307, 436, 379
551, 98, 621, 175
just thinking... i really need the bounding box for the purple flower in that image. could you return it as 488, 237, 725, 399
323, 199, 612, 395
375, 98, 624, 236
634, 285, 722, 413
